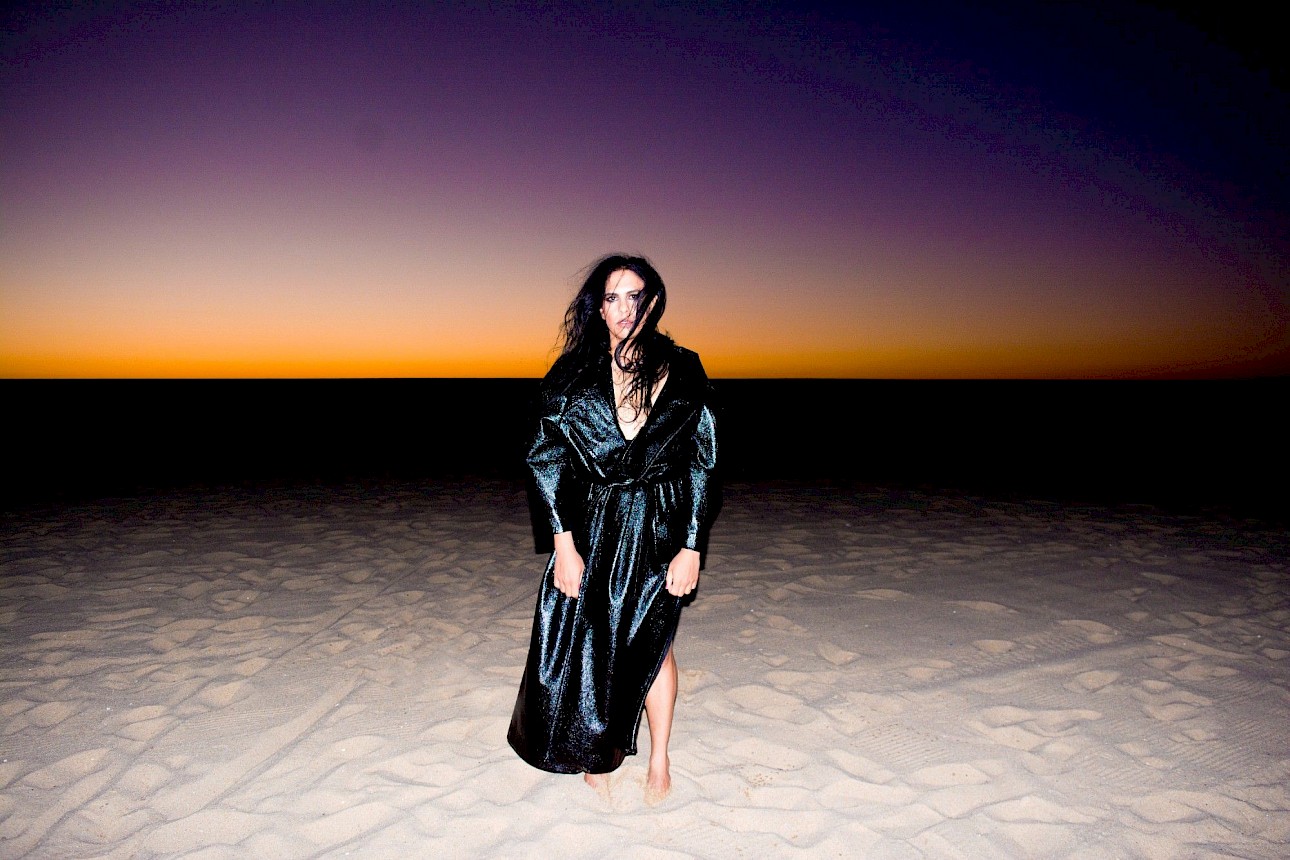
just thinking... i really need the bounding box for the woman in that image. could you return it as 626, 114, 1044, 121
508, 253, 718, 803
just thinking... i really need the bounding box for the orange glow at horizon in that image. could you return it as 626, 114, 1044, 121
3, 282, 1281, 380
2, 5, 1285, 381
2, 238, 1284, 379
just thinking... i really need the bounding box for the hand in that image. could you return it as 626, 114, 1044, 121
552, 532, 585, 599
666, 548, 700, 597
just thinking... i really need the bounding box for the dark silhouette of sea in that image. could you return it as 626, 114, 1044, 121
5, 378, 1285, 519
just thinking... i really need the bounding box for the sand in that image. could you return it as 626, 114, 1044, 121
1, 479, 1287, 859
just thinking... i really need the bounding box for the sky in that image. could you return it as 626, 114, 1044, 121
2, 1, 1286, 378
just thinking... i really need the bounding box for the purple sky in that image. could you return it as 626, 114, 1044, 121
2, 2, 1285, 377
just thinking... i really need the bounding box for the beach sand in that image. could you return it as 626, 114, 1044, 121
2, 479, 1287, 858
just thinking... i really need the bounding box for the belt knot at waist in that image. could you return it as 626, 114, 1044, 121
591, 469, 681, 489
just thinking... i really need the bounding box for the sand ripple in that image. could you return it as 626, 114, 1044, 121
2, 480, 1288, 858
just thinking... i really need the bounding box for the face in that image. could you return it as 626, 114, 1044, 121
600, 268, 648, 350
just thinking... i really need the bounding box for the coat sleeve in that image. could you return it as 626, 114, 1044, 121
683, 398, 718, 550
681, 354, 719, 550
526, 389, 574, 535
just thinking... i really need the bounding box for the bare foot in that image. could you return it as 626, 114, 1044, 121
584, 771, 611, 800
644, 755, 671, 806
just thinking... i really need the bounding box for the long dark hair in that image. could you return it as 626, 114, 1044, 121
552, 253, 672, 419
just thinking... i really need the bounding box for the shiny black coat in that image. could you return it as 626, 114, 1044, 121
508, 345, 718, 773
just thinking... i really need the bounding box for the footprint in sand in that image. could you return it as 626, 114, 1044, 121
1114, 586, 1148, 601
766, 586, 793, 602
115, 706, 174, 742
420, 717, 476, 743
723, 685, 812, 724
1174, 727, 1218, 745
114, 763, 174, 804
724, 736, 810, 771
23, 700, 79, 729
764, 614, 807, 634
984, 795, 1097, 824
905, 659, 954, 681
801, 574, 857, 590
908, 762, 993, 788
195, 678, 251, 708
1059, 619, 1119, 644
856, 588, 910, 601
21, 748, 111, 790
364, 749, 442, 784
1178, 611, 1224, 626
969, 706, 1102, 752
154, 619, 217, 643
818, 776, 916, 808
176, 580, 216, 600
817, 642, 859, 665
1121, 792, 1206, 823
1114, 741, 1174, 770
915, 762, 1029, 819
1066, 670, 1120, 692
213, 615, 272, 634
949, 600, 1017, 614
1130, 680, 1211, 722
1167, 659, 1237, 682
97, 607, 158, 624
232, 657, 271, 677
826, 748, 897, 783
678, 667, 710, 693
212, 589, 262, 610
1151, 633, 1246, 660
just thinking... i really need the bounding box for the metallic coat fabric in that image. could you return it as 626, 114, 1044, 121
508, 345, 718, 774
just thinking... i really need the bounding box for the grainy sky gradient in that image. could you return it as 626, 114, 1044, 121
2, 1, 1286, 378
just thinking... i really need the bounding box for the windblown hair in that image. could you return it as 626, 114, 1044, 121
551, 253, 672, 419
